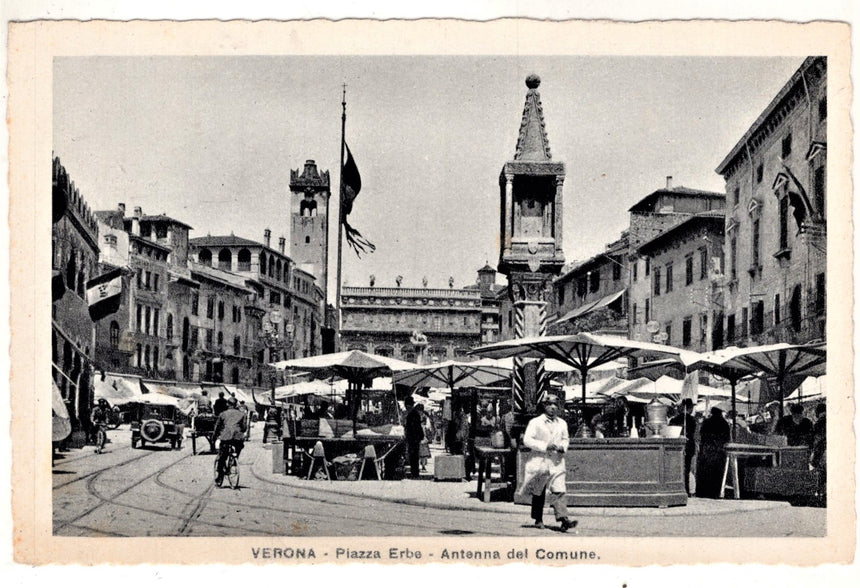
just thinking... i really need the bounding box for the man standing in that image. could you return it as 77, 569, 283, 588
213, 391, 228, 416
404, 396, 424, 479
776, 404, 814, 447
213, 396, 247, 486
521, 394, 576, 532
670, 398, 697, 496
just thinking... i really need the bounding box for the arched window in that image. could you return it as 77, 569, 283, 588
217, 331, 224, 348
237, 248, 251, 271
182, 356, 190, 380
144, 345, 150, 369
198, 248, 212, 266
218, 248, 232, 271
259, 253, 267, 275
110, 321, 120, 348
166, 314, 173, 340
268, 254, 275, 278
276, 259, 282, 281
790, 285, 803, 331
233, 335, 241, 356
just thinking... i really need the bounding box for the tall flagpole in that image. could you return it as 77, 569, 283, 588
335, 83, 347, 351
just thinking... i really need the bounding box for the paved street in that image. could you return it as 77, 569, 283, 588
52, 423, 826, 538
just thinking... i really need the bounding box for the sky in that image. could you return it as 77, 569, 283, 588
53, 55, 804, 302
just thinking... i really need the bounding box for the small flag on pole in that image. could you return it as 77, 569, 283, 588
86, 267, 124, 321
340, 143, 375, 257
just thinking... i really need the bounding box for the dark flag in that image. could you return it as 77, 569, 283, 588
781, 162, 816, 231
86, 267, 124, 321
340, 143, 376, 256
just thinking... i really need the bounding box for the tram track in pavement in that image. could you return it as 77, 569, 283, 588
52, 450, 153, 491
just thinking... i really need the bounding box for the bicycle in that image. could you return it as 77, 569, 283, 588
214, 442, 240, 489
94, 423, 108, 454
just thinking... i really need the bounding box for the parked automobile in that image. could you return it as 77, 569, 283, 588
130, 402, 186, 450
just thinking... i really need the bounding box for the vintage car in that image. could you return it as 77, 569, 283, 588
130, 402, 186, 450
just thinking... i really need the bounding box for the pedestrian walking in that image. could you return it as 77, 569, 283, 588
518, 394, 576, 532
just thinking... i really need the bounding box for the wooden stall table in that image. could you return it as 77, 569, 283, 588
719, 443, 779, 499
290, 436, 405, 480
474, 446, 513, 502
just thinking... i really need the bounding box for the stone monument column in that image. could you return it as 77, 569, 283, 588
497, 74, 565, 417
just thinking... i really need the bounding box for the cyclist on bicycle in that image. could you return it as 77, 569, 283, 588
90, 398, 110, 454
213, 396, 246, 485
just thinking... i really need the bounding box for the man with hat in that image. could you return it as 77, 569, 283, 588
213, 396, 247, 485
520, 394, 576, 532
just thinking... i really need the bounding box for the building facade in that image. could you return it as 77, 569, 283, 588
340, 276, 485, 363
626, 180, 725, 344
637, 213, 725, 351
551, 234, 629, 336
715, 56, 826, 347
52, 157, 100, 441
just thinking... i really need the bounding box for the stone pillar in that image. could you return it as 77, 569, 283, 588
554, 177, 564, 249
509, 274, 552, 414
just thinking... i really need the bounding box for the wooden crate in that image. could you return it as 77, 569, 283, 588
434, 455, 466, 481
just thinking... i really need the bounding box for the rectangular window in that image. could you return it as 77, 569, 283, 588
144, 306, 151, 335
685, 255, 694, 286
191, 293, 199, 316
781, 133, 792, 159
815, 272, 825, 314
751, 301, 764, 335
144, 271, 151, 289
206, 297, 214, 319
612, 262, 621, 281
218, 301, 225, 320
741, 307, 748, 338
779, 196, 790, 250
153, 274, 160, 292
645, 258, 650, 277
205, 329, 213, 350
752, 219, 761, 268
727, 314, 736, 342
153, 309, 160, 337
665, 263, 673, 293
190, 327, 198, 349
732, 187, 740, 207
136, 270, 142, 289
699, 248, 708, 280
814, 165, 826, 220
632, 303, 638, 325
136, 304, 142, 332
589, 270, 600, 293
682, 317, 692, 347
653, 268, 661, 296
730, 233, 737, 280
632, 260, 638, 282
774, 294, 781, 325
645, 299, 650, 323
756, 163, 763, 184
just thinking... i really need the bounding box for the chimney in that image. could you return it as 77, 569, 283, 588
264, 228, 271, 248
131, 206, 142, 236
666, 176, 673, 190
278, 237, 286, 254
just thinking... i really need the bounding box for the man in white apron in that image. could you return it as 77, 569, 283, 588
521, 394, 576, 532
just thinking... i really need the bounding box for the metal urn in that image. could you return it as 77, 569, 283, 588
645, 398, 669, 437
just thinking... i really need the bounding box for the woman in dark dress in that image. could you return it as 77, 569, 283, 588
695, 407, 731, 498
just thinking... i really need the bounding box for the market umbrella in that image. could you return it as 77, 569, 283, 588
393, 358, 510, 391
271, 350, 418, 433
681, 342, 826, 439
471, 332, 687, 408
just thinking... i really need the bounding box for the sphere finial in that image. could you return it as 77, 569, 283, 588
525, 74, 541, 89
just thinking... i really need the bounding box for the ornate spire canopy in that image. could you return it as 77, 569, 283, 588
514, 74, 552, 161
